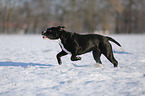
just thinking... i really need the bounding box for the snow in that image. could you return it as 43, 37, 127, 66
0, 34, 145, 96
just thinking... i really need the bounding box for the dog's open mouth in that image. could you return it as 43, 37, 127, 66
43, 36, 49, 39
42, 35, 58, 40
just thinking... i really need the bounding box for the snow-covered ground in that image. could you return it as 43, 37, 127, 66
0, 34, 145, 96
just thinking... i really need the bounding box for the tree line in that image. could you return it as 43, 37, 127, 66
0, 0, 145, 34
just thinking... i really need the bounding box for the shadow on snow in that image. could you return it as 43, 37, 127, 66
113, 50, 132, 54
72, 63, 90, 67
0, 61, 53, 68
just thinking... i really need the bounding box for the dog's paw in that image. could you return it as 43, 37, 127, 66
71, 57, 81, 61
58, 61, 62, 65
76, 57, 81, 60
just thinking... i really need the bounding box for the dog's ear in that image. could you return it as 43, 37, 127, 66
57, 26, 66, 31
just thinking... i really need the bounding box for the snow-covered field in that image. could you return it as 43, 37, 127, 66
0, 34, 145, 96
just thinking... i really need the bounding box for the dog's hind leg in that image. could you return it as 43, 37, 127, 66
57, 50, 68, 65
92, 49, 102, 64
105, 53, 118, 67
101, 42, 118, 67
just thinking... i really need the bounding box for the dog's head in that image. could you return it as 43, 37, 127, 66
41, 26, 66, 40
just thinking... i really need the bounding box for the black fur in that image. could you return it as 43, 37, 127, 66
42, 26, 121, 67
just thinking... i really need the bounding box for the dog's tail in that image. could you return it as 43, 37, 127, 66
106, 36, 121, 47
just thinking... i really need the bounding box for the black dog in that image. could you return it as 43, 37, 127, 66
42, 26, 121, 67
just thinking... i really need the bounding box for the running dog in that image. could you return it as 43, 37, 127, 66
42, 26, 121, 67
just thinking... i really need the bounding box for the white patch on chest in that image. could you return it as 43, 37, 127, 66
55, 39, 71, 54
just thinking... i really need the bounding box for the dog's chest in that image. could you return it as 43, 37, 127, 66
57, 39, 71, 54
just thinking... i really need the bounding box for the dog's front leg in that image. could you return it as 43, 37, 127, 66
56, 51, 68, 65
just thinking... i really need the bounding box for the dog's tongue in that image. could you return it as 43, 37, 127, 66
43, 36, 48, 39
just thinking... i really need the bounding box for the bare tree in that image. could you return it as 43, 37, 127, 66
1, 0, 145, 34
